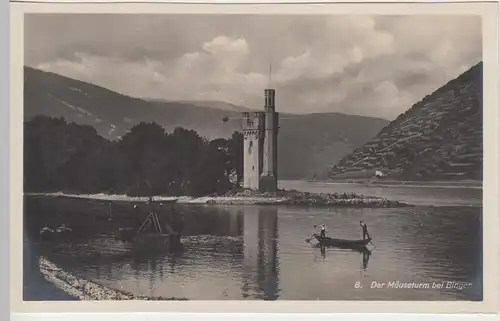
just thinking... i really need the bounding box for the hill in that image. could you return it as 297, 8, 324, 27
329, 62, 483, 181
143, 99, 253, 113
23, 67, 242, 140
23, 66, 389, 179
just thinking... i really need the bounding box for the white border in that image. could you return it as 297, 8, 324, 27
8, 314, 500, 321
7, 0, 500, 318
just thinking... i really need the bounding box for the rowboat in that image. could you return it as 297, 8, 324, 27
309, 233, 371, 249
115, 199, 182, 251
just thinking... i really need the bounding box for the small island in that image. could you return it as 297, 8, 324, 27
205, 189, 408, 207
28, 188, 409, 208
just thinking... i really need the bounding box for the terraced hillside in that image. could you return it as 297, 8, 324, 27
329, 62, 483, 181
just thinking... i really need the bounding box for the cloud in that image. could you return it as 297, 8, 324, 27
26, 14, 482, 120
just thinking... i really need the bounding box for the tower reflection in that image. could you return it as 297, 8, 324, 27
242, 206, 280, 300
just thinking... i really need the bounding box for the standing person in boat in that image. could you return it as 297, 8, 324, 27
320, 223, 326, 238
310, 223, 327, 241
360, 221, 371, 240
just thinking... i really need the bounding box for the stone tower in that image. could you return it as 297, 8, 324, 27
242, 111, 264, 190
260, 89, 279, 192
241, 89, 279, 192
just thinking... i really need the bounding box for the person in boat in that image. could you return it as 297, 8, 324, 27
320, 223, 326, 238
360, 221, 370, 240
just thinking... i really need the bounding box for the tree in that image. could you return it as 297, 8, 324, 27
23, 116, 242, 197
228, 131, 243, 187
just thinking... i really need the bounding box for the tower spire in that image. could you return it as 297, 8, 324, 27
269, 62, 272, 87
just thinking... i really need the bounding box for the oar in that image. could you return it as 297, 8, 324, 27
305, 234, 316, 243
367, 236, 376, 249
368, 233, 375, 246
307, 224, 320, 243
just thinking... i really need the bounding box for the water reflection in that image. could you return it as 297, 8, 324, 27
362, 249, 371, 270
241, 207, 280, 300
319, 246, 372, 271
388, 207, 482, 281
179, 205, 245, 237
171, 205, 280, 300
31, 202, 482, 301
392, 206, 483, 300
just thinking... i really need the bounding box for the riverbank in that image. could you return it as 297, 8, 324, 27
24, 262, 79, 301
26, 188, 410, 208
38, 256, 187, 300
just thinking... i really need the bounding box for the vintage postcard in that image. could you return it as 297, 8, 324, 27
9, 0, 499, 315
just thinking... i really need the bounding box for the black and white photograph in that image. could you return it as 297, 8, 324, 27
12, 3, 497, 309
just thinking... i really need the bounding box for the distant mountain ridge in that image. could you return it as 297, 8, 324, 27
24, 67, 244, 140
23, 66, 389, 179
143, 99, 254, 113
329, 62, 483, 181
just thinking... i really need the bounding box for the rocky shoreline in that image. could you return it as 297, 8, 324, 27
38, 256, 188, 300
219, 189, 409, 207
26, 189, 409, 208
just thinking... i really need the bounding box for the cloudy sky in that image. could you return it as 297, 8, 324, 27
25, 14, 481, 120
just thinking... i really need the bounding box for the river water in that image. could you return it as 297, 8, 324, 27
30, 180, 483, 301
